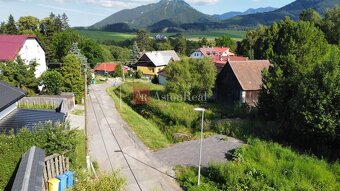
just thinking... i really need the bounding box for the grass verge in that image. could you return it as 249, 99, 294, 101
176, 139, 340, 191
107, 87, 170, 150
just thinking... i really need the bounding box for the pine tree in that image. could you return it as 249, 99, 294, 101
130, 41, 140, 64
61, 54, 84, 103
6, 15, 18, 34
61, 13, 70, 30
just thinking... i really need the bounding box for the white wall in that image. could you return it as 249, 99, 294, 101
0, 102, 16, 120
190, 51, 204, 59
18, 39, 47, 78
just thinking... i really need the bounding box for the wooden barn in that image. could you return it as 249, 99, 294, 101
215, 60, 271, 106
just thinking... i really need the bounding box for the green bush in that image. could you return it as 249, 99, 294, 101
0, 123, 83, 190
135, 70, 143, 79
72, 170, 125, 191
176, 139, 340, 191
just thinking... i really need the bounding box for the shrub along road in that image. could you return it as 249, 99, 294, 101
87, 84, 181, 191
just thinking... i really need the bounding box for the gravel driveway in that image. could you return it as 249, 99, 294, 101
153, 135, 243, 167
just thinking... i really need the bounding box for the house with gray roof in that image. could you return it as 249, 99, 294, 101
135, 50, 180, 76
0, 81, 66, 133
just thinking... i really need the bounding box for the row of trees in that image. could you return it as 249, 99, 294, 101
118, 29, 236, 57
165, 57, 217, 98
238, 7, 340, 155
0, 13, 69, 35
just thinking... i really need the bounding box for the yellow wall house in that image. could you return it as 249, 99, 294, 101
135, 50, 180, 76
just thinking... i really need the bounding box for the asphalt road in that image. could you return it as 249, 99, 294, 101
153, 135, 243, 167
87, 84, 181, 191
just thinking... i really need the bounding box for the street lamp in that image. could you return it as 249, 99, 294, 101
194, 107, 205, 186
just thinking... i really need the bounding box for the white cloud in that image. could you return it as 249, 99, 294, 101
1, 0, 223, 8
187, 0, 221, 4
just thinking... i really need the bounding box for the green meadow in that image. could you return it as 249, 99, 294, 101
77, 29, 246, 42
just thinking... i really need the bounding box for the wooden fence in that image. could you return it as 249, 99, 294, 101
42, 154, 70, 191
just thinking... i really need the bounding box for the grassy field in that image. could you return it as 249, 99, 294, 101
107, 86, 170, 150
78, 30, 136, 42
77, 29, 246, 42
106, 82, 259, 149
176, 139, 340, 190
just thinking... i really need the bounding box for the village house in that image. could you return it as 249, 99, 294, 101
0, 81, 66, 133
0, 35, 47, 78
190, 46, 248, 73
94, 62, 128, 76
190, 47, 235, 59
215, 60, 271, 106
135, 50, 180, 76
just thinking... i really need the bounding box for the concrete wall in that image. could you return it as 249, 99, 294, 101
18, 39, 47, 78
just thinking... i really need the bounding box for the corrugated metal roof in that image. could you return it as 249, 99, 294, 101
145, 52, 172, 67
0, 35, 37, 61
0, 108, 66, 133
229, 60, 271, 91
157, 50, 181, 61
0, 81, 26, 112
11, 146, 45, 191
142, 50, 180, 67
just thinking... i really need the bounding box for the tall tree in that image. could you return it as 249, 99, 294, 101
6, 14, 18, 34
61, 54, 84, 103
166, 57, 216, 97
136, 29, 151, 51
174, 34, 186, 55
299, 8, 321, 25
0, 22, 6, 34
130, 41, 140, 64
18, 16, 40, 34
215, 35, 236, 50
61, 13, 70, 30
321, 7, 340, 45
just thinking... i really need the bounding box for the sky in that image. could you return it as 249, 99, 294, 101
0, 0, 295, 27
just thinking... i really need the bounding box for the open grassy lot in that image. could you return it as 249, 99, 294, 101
107, 86, 170, 150
77, 29, 246, 42
107, 82, 259, 149
176, 139, 340, 191
78, 29, 136, 42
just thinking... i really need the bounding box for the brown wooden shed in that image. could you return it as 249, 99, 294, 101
215, 60, 271, 106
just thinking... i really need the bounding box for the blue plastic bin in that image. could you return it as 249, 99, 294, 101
64, 171, 75, 188
56, 174, 67, 191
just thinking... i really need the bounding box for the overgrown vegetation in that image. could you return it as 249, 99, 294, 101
238, 8, 340, 158
0, 122, 84, 190
108, 82, 255, 147
176, 139, 340, 191
71, 170, 125, 191
107, 87, 170, 150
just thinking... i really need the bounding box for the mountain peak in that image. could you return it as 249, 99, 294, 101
91, 0, 215, 29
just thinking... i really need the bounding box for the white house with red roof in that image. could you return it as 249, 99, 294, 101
0, 35, 47, 78
93, 62, 128, 75
190, 47, 235, 59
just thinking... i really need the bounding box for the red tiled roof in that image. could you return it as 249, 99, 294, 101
213, 55, 248, 64
229, 60, 271, 91
214, 47, 229, 54
94, 63, 128, 73
0, 35, 37, 61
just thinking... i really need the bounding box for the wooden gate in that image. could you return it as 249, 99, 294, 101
42, 154, 70, 191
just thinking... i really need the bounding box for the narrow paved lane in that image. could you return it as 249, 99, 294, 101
87, 84, 181, 191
